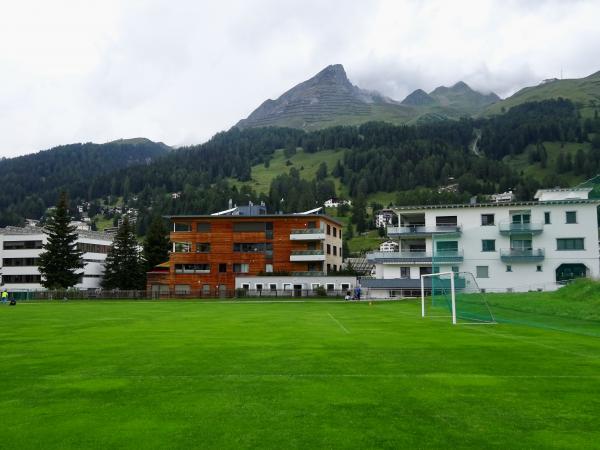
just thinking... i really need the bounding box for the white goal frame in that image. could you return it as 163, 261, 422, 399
420, 272, 456, 325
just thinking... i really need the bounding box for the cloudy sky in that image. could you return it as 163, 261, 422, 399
1, 0, 599, 157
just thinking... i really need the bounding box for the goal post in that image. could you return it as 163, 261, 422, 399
421, 271, 496, 325
421, 272, 456, 324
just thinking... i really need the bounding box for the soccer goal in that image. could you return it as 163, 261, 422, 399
421, 271, 496, 325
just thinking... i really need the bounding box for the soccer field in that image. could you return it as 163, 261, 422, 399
1, 299, 599, 449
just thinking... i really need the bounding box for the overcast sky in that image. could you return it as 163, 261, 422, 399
1, 0, 599, 157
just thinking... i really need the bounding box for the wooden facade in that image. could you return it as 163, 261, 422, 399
147, 214, 343, 295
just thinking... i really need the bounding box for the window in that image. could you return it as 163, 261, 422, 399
219, 263, 227, 273
451, 266, 459, 273
175, 264, 210, 273
256, 284, 263, 291
2, 274, 42, 284
265, 264, 273, 273
436, 216, 458, 227
481, 240, 496, 252
476, 266, 489, 278
175, 285, 191, 294
173, 242, 192, 253
326, 283, 335, 291
544, 212, 551, 224
233, 222, 266, 232
241, 284, 250, 290
511, 238, 532, 250
333, 227, 337, 237
481, 214, 495, 226
400, 267, 410, 278
196, 243, 210, 253
233, 263, 249, 273
283, 283, 292, 291
174, 223, 191, 232
3, 240, 43, 250
506, 265, 512, 272
78, 243, 111, 254
436, 241, 458, 253
327, 224, 331, 235
269, 283, 277, 291
197, 223, 211, 232
333, 265, 337, 272
557, 238, 584, 250
311, 283, 321, 290
3, 258, 40, 267
326, 264, 331, 272
326, 244, 331, 254
202, 284, 211, 295
333, 246, 337, 256
233, 242, 272, 253
341, 283, 350, 291
339, 230, 342, 239
566, 211, 577, 224
536, 265, 543, 272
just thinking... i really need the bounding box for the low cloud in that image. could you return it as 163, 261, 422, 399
1, 0, 599, 156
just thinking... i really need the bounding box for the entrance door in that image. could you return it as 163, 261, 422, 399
293, 284, 303, 297
556, 264, 587, 283
219, 284, 227, 298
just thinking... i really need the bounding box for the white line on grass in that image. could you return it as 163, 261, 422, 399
327, 312, 350, 334
464, 324, 600, 360
16, 373, 600, 380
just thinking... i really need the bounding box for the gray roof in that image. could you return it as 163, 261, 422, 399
392, 199, 600, 211
0, 226, 114, 242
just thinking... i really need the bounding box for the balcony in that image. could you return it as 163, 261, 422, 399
498, 221, 544, 235
387, 225, 462, 237
290, 250, 326, 262
366, 250, 463, 264
290, 228, 326, 240
500, 248, 545, 262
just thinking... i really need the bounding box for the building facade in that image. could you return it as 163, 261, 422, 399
366, 190, 600, 294
234, 275, 357, 297
0, 226, 113, 291
148, 213, 343, 296
375, 209, 397, 228
379, 240, 399, 252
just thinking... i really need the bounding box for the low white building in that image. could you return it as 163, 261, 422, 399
235, 275, 357, 296
366, 188, 600, 295
379, 240, 399, 252
324, 198, 352, 208
0, 226, 113, 291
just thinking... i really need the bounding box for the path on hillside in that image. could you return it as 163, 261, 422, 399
471, 129, 482, 156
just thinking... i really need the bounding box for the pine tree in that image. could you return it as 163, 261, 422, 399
38, 192, 84, 289
102, 218, 143, 290
142, 216, 170, 272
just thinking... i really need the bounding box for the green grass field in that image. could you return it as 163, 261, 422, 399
1, 295, 599, 449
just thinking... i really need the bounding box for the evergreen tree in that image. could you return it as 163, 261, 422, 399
316, 162, 328, 181
142, 216, 170, 272
102, 218, 144, 290
378, 224, 386, 237
352, 196, 368, 234
38, 192, 84, 289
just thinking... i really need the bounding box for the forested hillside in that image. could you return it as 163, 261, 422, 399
1, 99, 599, 240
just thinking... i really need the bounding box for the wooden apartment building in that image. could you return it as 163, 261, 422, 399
147, 207, 343, 296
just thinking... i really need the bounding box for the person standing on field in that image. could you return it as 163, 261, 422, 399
1, 290, 8, 304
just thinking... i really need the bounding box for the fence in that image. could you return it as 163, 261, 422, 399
6, 288, 354, 301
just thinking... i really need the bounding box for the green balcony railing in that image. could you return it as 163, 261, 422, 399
500, 248, 545, 261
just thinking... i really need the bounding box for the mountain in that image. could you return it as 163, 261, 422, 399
236, 64, 413, 129
236, 64, 501, 130
0, 138, 170, 224
485, 70, 600, 116
429, 81, 500, 114
401, 89, 435, 106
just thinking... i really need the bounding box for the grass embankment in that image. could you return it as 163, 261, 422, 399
1, 299, 600, 449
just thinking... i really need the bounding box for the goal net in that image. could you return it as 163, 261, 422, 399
421, 271, 495, 324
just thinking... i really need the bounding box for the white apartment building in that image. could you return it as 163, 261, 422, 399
0, 226, 113, 291
379, 240, 399, 252
365, 188, 600, 295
